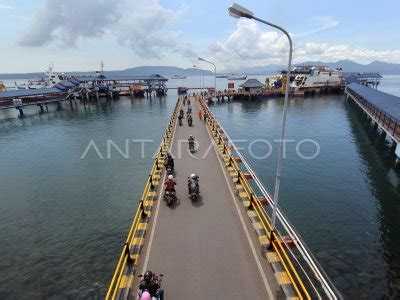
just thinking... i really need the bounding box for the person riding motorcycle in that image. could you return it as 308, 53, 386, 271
187, 114, 193, 126
188, 173, 200, 194
138, 271, 164, 300
165, 175, 176, 193
164, 153, 174, 173
178, 114, 183, 126
188, 135, 195, 152
179, 108, 184, 118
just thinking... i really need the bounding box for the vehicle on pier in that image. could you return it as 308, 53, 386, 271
177, 87, 188, 94
188, 174, 200, 201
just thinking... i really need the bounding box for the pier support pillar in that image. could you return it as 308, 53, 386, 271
96, 91, 99, 101
17, 107, 24, 117
56, 101, 61, 110
372, 121, 378, 129
86, 92, 89, 101
39, 104, 44, 113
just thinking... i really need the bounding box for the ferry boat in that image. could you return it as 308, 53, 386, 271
171, 75, 187, 79
290, 66, 342, 91
228, 74, 247, 80
216, 74, 229, 78
10, 66, 71, 90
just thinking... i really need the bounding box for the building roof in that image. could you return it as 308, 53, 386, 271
342, 72, 382, 84
0, 88, 63, 99
53, 80, 77, 91
239, 79, 264, 88
347, 83, 400, 122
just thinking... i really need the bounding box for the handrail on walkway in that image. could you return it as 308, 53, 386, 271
196, 93, 341, 300
106, 99, 181, 300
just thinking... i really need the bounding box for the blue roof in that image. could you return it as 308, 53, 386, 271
0, 88, 63, 99
53, 80, 77, 91
347, 83, 400, 122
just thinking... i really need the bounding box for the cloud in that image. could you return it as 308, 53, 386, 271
19, 0, 121, 47
296, 16, 339, 37
18, 0, 197, 59
0, 2, 12, 10
207, 19, 400, 69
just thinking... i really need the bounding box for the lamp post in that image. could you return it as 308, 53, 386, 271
198, 57, 216, 94
228, 3, 292, 242
193, 65, 204, 89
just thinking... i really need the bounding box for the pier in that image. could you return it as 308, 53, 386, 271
106, 95, 340, 299
345, 83, 400, 164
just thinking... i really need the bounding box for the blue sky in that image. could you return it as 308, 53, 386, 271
1, 0, 400, 72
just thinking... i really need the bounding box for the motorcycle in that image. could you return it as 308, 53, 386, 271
178, 116, 183, 126
188, 177, 200, 201
164, 190, 176, 206
187, 115, 193, 126
166, 165, 173, 176
188, 140, 195, 153
138, 273, 164, 300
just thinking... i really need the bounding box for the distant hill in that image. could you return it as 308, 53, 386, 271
228, 60, 400, 75
105, 66, 215, 77
0, 66, 215, 79
1, 60, 400, 79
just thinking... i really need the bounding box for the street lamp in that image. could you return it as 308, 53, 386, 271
228, 3, 293, 243
193, 65, 204, 89
198, 57, 216, 94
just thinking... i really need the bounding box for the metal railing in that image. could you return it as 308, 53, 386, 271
197, 95, 341, 299
106, 99, 180, 300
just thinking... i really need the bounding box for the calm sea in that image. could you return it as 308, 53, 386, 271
0, 75, 399, 298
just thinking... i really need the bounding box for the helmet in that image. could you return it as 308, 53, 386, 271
140, 291, 151, 300
167, 153, 171, 158
168, 175, 173, 180
189, 135, 193, 138
191, 174, 196, 179
144, 271, 153, 282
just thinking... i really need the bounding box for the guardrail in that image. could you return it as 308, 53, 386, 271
196, 95, 341, 299
346, 87, 400, 143
106, 98, 181, 300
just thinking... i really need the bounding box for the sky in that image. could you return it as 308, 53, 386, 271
1, 0, 400, 73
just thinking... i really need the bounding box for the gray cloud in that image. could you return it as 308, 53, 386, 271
18, 0, 197, 60
19, 0, 121, 47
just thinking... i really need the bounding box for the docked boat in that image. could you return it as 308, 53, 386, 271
10, 66, 71, 90
171, 75, 187, 79
290, 67, 342, 91
228, 74, 247, 80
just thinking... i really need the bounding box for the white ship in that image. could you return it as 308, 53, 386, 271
228, 74, 247, 80
10, 65, 71, 90
171, 74, 187, 79
290, 67, 342, 90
